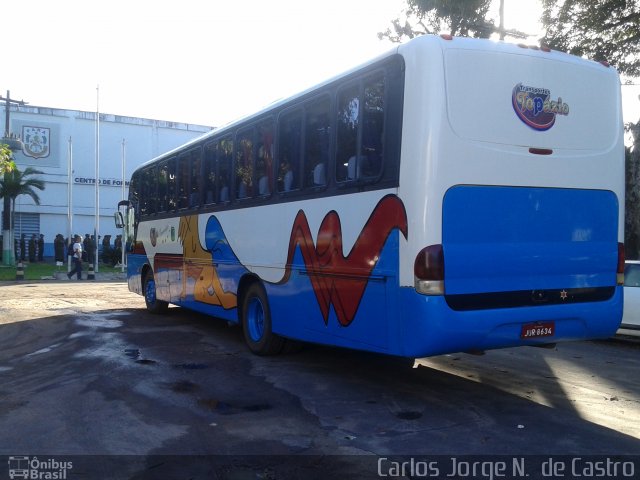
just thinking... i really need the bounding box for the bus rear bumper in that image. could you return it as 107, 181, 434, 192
397, 286, 623, 358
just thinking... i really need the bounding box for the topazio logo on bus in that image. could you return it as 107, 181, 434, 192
512, 83, 570, 131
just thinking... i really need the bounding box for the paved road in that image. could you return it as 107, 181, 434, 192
0, 281, 638, 478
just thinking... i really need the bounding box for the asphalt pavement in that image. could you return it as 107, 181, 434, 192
0, 281, 638, 479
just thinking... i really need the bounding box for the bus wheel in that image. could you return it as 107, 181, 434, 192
241, 283, 284, 355
144, 271, 168, 314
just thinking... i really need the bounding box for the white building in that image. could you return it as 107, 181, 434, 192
2, 103, 212, 258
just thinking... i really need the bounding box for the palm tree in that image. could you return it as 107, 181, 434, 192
1, 167, 45, 265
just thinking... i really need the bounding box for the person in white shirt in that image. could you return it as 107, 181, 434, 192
67, 235, 83, 280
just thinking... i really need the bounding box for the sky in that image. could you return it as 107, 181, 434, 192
3, 0, 638, 129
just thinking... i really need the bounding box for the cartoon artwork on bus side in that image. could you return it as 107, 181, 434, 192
171, 194, 408, 326
177, 215, 237, 308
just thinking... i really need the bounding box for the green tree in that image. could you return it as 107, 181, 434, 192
1, 167, 45, 265
541, 1, 640, 257
379, 0, 524, 43
0, 144, 15, 174
541, 0, 640, 76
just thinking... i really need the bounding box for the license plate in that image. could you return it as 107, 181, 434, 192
520, 321, 555, 339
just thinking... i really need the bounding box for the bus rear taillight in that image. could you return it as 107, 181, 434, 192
414, 244, 445, 295
618, 242, 625, 285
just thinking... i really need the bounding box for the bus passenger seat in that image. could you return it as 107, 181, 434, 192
284, 169, 293, 191
258, 176, 270, 195
219, 186, 229, 202
313, 163, 326, 186
238, 182, 247, 199
347, 156, 360, 180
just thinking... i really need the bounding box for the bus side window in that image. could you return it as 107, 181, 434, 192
141, 167, 156, 216
336, 84, 360, 183
218, 137, 232, 202
128, 173, 140, 216
177, 155, 190, 209
158, 162, 169, 212
335, 73, 385, 183
235, 129, 254, 199
361, 73, 385, 179
189, 148, 202, 208
304, 96, 330, 188
204, 142, 216, 205
277, 110, 302, 193
167, 158, 177, 211
256, 120, 274, 196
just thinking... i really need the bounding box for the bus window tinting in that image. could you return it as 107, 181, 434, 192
336, 84, 360, 182
140, 167, 156, 216
304, 98, 330, 188
256, 121, 274, 196
158, 162, 168, 212
277, 110, 302, 193
167, 158, 177, 211
217, 138, 232, 202
133, 55, 403, 220
336, 72, 385, 182
189, 149, 202, 207
362, 74, 385, 178
203, 143, 216, 204
236, 129, 254, 199
178, 155, 190, 209
234, 121, 274, 199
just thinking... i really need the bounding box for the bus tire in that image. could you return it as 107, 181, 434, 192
241, 283, 284, 355
143, 271, 168, 314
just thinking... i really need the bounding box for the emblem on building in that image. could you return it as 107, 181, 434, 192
22, 126, 50, 159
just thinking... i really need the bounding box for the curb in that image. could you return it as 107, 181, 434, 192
52, 271, 127, 282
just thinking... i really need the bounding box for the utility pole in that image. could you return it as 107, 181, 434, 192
499, 0, 505, 41
0, 90, 27, 138
494, 0, 528, 41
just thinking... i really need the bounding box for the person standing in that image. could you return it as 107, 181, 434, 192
113, 234, 123, 266
54, 234, 65, 264
28, 234, 36, 263
88, 235, 96, 266
38, 234, 45, 262
83, 234, 90, 262
67, 235, 83, 280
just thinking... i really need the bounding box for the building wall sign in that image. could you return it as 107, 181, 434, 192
74, 177, 130, 187
22, 126, 51, 158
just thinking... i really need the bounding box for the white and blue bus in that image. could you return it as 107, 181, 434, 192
117, 35, 625, 357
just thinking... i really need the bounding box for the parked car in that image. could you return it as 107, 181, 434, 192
621, 260, 640, 336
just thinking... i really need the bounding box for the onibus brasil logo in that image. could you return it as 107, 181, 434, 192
7, 456, 73, 480
512, 83, 570, 131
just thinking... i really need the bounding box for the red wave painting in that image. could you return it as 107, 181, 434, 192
281, 195, 408, 326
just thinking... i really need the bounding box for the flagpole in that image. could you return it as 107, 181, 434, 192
67, 136, 73, 273
94, 85, 100, 274
121, 138, 126, 273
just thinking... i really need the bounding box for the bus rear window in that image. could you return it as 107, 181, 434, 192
444, 49, 620, 151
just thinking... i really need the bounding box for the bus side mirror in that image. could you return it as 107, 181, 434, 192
114, 212, 125, 229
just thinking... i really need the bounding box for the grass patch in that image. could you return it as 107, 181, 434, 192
0, 261, 123, 281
